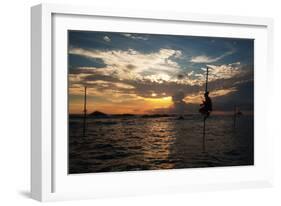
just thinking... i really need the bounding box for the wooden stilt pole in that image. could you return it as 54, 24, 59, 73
233, 105, 237, 129
202, 66, 209, 152
203, 117, 206, 152
83, 86, 87, 137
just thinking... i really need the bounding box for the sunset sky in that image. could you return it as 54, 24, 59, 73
68, 31, 254, 115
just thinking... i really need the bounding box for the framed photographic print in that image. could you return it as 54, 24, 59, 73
31, 3, 274, 201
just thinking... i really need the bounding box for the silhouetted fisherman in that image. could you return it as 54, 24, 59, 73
199, 91, 212, 120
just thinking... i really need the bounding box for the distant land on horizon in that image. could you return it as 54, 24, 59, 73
69, 110, 253, 118
69, 110, 176, 118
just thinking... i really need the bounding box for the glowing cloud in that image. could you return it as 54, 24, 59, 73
122, 33, 148, 40
190, 50, 234, 63
207, 62, 243, 80
103, 36, 111, 42
69, 48, 183, 83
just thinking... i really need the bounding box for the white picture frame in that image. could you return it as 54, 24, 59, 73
31, 3, 274, 202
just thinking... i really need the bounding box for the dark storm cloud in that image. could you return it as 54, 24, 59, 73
75, 73, 200, 98
68, 54, 106, 70
126, 64, 136, 70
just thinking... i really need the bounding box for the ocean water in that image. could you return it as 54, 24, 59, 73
68, 114, 254, 174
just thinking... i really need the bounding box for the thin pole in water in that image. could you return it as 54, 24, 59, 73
202, 66, 209, 152
83, 86, 87, 137
203, 117, 206, 152
233, 105, 237, 129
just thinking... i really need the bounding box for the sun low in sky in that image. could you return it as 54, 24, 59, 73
68, 31, 254, 115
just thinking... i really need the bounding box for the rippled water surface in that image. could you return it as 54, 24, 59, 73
69, 115, 253, 174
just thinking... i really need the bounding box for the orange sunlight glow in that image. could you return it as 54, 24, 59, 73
69, 96, 173, 115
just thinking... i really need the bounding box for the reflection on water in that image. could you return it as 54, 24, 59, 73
69, 115, 254, 174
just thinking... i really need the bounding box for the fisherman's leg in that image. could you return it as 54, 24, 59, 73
204, 112, 210, 120
199, 107, 207, 114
